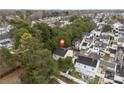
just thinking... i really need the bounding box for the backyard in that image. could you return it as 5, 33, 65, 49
102, 54, 110, 61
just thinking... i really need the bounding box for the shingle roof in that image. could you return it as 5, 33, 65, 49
82, 42, 87, 46
109, 48, 117, 54
76, 56, 98, 67
53, 48, 67, 57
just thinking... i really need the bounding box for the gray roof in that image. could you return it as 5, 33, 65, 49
0, 32, 10, 40
82, 42, 87, 46
88, 52, 101, 59
118, 38, 124, 42
76, 56, 98, 67
109, 48, 116, 54
100, 35, 110, 40
72, 37, 81, 45
118, 47, 124, 52
53, 48, 67, 57
100, 61, 116, 69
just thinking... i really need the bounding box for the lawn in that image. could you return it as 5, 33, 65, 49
69, 70, 82, 79
90, 76, 100, 84
102, 54, 110, 61
93, 76, 100, 84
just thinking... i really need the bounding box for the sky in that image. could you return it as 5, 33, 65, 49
0, 0, 124, 9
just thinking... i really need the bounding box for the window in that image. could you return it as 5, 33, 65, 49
84, 66, 86, 68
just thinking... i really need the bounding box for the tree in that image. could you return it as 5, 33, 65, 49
57, 57, 74, 73
44, 26, 72, 50
33, 22, 53, 42
0, 47, 16, 68
69, 15, 80, 22
67, 17, 96, 38
102, 24, 112, 32
16, 32, 58, 84
44, 17, 96, 51
10, 28, 29, 49
20, 49, 58, 84
9, 18, 31, 29
18, 32, 43, 64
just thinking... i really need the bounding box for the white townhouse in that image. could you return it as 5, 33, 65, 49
75, 56, 100, 78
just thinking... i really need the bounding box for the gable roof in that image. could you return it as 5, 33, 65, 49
53, 48, 68, 57
76, 56, 98, 67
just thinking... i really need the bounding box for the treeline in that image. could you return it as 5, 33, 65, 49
2, 16, 96, 83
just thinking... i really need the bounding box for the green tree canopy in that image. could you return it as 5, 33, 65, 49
102, 24, 112, 32
0, 47, 16, 67
21, 49, 58, 84
57, 57, 74, 73
69, 15, 80, 22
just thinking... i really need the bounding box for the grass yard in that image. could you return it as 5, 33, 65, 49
90, 76, 100, 84
102, 54, 110, 61
69, 70, 82, 79
93, 76, 100, 84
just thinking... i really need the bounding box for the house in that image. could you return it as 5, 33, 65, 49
118, 26, 124, 32
116, 47, 124, 64
108, 48, 117, 58
72, 37, 81, 50
0, 38, 12, 48
88, 52, 101, 59
91, 30, 101, 36
114, 47, 124, 84
0, 25, 13, 48
84, 32, 93, 38
99, 34, 111, 44
104, 70, 115, 83
98, 60, 117, 83
118, 38, 124, 47
100, 60, 117, 72
53, 48, 73, 60
75, 56, 100, 78
81, 42, 89, 50
88, 40, 107, 55
79, 37, 92, 50
117, 31, 124, 47
112, 22, 123, 30
88, 46, 100, 54
114, 64, 124, 84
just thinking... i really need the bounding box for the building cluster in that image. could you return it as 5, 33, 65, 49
53, 13, 124, 84
0, 24, 13, 49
